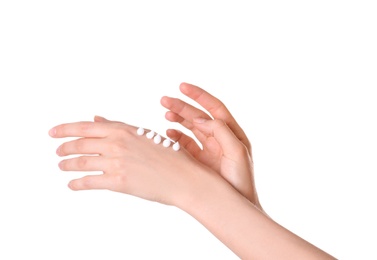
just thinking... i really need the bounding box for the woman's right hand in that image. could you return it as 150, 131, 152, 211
161, 83, 263, 210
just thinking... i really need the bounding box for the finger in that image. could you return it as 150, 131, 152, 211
161, 96, 212, 130
68, 174, 113, 191
180, 82, 251, 151
49, 121, 110, 138
58, 155, 107, 172
164, 111, 185, 124
193, 118, 247, 159
166, 129, 202, 155
164, 111, 205, 140
162, 100, 210, 143
179, 82, 231, 120
56, 138, 107, 156
94, 115, 124, 124
94, 115, 110, 122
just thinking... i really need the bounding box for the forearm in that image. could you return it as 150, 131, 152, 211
179, 170, 336, 260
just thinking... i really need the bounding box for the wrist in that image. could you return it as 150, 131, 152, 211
176, 166, 243, 220
174, 164, 227, 213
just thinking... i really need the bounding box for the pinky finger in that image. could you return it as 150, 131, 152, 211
166, 129, 202, 155
68, 174, 112, 191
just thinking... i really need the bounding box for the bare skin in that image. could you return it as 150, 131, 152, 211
160, 82, 261, 209
49, 83, 336, 259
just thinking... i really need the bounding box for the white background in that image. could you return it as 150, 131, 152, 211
1, 1, 376, 259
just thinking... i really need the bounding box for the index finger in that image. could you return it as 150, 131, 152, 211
179, 82, 251, 150
49, 121, 109, 138
179, 82, 231, 120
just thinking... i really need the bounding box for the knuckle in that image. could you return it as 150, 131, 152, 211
111, 126, 131, 140
212, 119, 227, 132
119, 126, 133, 136
211, 99, 225, 114
111, 174, 128, 191
213, 119, 226, 127
80, 178, 92, 189
79, 122, 94, 133
109, 136, 129, 154
109, 142, 123, 154
111, 157, 124, 171
77, 156, 88, 169
74, 139, 86, 153
58, 124, 68, 135
234, 142, 250, 159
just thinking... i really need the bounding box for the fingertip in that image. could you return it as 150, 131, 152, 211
160, 96, 169, 106
58, 159, 64, 169
48, 127, 56, 137
180, 82, 203, 97
166, 129, 180, 140
68, 180, 79, 191
164, 111, 170, 120
166, 128, 174, 136
166, 128, 174, 133
179, 82, 190, 93
164, 111, 179, 122
94, 115, 106, 122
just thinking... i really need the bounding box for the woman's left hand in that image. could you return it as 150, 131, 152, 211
49, 116, 217, 208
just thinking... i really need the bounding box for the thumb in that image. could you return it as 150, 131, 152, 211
94, 116, 125, 125
193, 118, 245, 157
94, 115, 110, 122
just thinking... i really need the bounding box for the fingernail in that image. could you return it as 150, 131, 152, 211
68, 181, 76, 190
58, 160, 64, 169
56, 146, 61, 155
49, 128, 56, 136
193, 117, 208, 124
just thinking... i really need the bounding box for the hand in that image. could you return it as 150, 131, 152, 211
160, 83, 262, 209
48, 116, 218, 207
